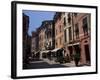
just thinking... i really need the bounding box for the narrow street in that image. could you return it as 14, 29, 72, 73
23, 12, 91, 69
23, 59, 76, 69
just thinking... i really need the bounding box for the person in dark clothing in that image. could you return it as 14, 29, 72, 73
74, 52, 80, 66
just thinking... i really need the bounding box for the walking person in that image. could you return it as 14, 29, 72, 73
74, 52, 80, 66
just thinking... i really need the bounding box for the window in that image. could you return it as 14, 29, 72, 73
56, 29, 57, 35
41, 36, 42, 40
64, 17, 66, 26
68, 13, 71, 24
49, 42, 51, 46
69, 27, 72, 40
39, 36, 41, 40
64, 29, 67, 42
60, 37, 62, 45
56, 41, 58, 47
49, 31, 52, 38
74, 13, 78, 17
83, 17, 88, 35
60, 25, 62, 32
75, 23, 79, 39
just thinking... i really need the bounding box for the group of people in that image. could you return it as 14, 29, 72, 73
31, 48, 81, 67
62, 48, 81, 66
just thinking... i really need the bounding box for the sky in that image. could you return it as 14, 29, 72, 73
23, 10, 55, 36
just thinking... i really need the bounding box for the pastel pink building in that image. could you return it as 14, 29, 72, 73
63, 13, 91, 65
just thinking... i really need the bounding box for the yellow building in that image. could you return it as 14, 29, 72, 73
54, 12, 65, 49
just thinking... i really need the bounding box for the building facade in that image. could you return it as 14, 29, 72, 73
37, 20, 55, 51
44, 20, 55, 50
63, 12, 91, 65
72, 13, 91, 65
37, 22, 46, 51
23, 13, 30, 64
31, 31, 39, 53
54, 12, 65, 49
29, 12, 91, 65
63, 12, 74, 58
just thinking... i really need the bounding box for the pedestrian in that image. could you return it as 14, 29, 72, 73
74, 52, 80, 66
66, 54, 70, 62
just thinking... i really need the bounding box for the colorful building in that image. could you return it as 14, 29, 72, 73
29, 12, 91, 65
53, 12, 65, 49
63, 12, 74, 58
44, 20, 55, 50
63, 12, 91, 65
72, 13, 91, 65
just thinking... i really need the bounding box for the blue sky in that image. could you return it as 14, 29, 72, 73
23, 10, 55, 36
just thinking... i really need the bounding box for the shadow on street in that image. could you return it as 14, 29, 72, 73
23, 59, 69, 69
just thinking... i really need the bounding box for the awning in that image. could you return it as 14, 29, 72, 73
52, 48, 61, 52
67, 42, 80, 46
41, 50, 50, 53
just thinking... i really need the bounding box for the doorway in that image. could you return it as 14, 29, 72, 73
68, 46, 73, 61
84, 44, 90, 64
